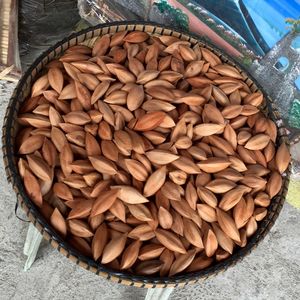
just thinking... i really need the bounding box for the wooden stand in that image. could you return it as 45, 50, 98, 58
0, 0, 21, 81
23, 224, 174, 299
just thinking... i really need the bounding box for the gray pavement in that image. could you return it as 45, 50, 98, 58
0, 81, 299, 300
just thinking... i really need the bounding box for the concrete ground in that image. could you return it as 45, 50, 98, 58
0, 81, 299, 300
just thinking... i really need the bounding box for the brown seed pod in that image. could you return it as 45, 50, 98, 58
68, 219, 94, 238
169, 249, 196, 276
120, 240, 142, 269
155, 229, 186, 254
143, 166, 167, 197
19, 134, 45, 155
101, 234, 127, 264
92, 223, 108, 261
91, 189, 120, 217
182, 218, 204, 248
50, 208, 67, 237
216, 208, 240, 242
275, 142, 290, 174
186, 255, 213, 272
158, 206, 173, 229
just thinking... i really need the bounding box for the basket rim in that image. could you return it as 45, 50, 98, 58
2, 20, 291, 287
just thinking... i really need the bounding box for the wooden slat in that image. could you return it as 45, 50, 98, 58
0, 0, 21, 81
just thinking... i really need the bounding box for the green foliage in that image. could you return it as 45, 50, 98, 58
285, 18, 300, 33
155, 0, 189, 31
75, 19, 89, 32
241, 57, 253, 67
289, 98, 300, 128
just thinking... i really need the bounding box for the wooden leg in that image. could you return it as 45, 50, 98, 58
22, 223, 174, 299
23, 223, 43, 271
145, 288, 174, 300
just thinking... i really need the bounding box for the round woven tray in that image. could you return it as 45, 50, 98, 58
2, 21, 291, 288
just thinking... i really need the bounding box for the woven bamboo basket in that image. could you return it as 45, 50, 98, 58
2, 21, 291, 288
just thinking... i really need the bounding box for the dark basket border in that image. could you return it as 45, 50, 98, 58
2, 21, 291, 288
